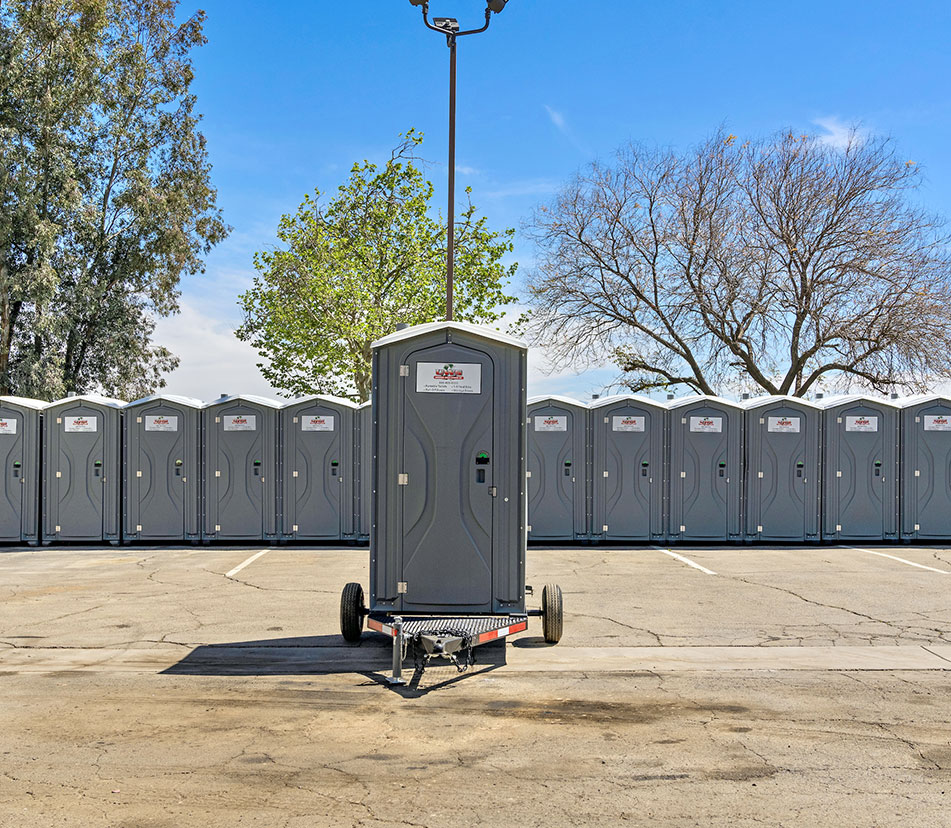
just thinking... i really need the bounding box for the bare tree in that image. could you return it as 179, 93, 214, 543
526, 130, 951, 396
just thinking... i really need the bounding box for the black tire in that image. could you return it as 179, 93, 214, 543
340, 582, 365, 643
541, 583, 563, 644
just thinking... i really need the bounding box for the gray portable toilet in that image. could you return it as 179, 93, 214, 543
820, 395, 899, 542
0, 396, 44, 545
280, 395, 357, 541
201, 394, 279, 542
590, 394, 666, 542
122, 394, 202, 542
526, 395, 588, 541
356, 400, 371, 541
899, 395, 951, 540
370, 321, 527, 615
43, 394, 124, 543
742, 396, 821, 542
667, 395, 743, 542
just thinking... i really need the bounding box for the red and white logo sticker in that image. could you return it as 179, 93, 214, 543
924, 414, 951, 432
302, 414, 335, 432
0, 417, 16, 436
689, 416, 722, 433
145, 415, 178, 432
845, 415, 878, 433
416, 362, 482, 394
534, 415, 567, 432
224, 414, 256, 432
65, 416, 97, 433
767, 416, 800, 433
613, 415, 645, 432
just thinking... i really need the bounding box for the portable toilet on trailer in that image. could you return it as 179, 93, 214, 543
280, 395, 357, 541
667, 395, 743, 542
0, 396, 44, 545
742, 396, 822, 542
820, 395, 899, 542
201, 394, 279, 542
898, 395, 951, 541
589, 394, 666, 542
356, 400, 371, 540
526, 395, 588, 541
122, 395, 202, 542
42, 394, 124, 543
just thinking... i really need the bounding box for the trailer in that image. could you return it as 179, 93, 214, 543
339, 322, 562, 683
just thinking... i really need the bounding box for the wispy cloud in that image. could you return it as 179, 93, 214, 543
455, 164, 479, 175
544, 104, 566, 132
543, 104, 591, 156
814, 115, 867, 148
482, 178, 560, 200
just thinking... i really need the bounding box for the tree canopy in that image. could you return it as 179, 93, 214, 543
237, 131, 518, 402
526, 129, 951, 397
0, 0, 228, 399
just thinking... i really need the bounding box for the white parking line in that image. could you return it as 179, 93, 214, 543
655, 548, 717, 576
225, 550, 270, 578
845, 546, 951, 575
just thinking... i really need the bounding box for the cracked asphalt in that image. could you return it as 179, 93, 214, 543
2, 543, 951, 826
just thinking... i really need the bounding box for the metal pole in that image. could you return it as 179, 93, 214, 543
446, 34, 456, 322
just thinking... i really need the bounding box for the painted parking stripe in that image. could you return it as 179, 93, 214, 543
845, 546, 951, 575
655, 548, 716, 576
225, 550, 270, 578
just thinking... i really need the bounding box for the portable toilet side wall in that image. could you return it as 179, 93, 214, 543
201, 395, 279, 542
356, 401, 371, 541
589, 395, 666, 542
667, 396, 743, 542
371, 322, 527, 615
742, 396, 822, 542
42, 395, 124, 543
526, 396, 588, 541
0, 396, 44, 545
280, 396, 356, 541
122, 395, 202, 542
899, 395, 951, 541
821, 396, 899, 542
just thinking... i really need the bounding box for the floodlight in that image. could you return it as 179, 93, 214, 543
433, 17, 460, 33
408, 0, 426, 6
487, 0, 508, 12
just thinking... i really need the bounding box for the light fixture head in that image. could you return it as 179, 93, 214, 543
487, 0, 508, 12
408, 0, 427, 6
433, 16, 460, 32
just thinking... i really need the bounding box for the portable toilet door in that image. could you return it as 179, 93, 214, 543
371, 321, 527, 615
821, 395, 899, 542
356, 400, 371, 540
123, 395, 202, 542
667, 396, 743, 542
526, 396, 588, 541
0, 396, 44, 545
590, 395, 666, 542
899, 395, 951, 541
201, 395, 279, 542
742, 396, 821, 542
281, 395, 356, 540
43, 394, 123, 543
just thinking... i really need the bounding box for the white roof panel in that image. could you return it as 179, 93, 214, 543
527, 394, 589, 408
665, 394, 743, 410
200, 393, 281, 409
279, 394, 358, 410
47, 393, 126, 409
125, 393, 203, 409
0, 395, 48, 411
372, 321, 526, 350
588, 393, 668, 411
815, 394, 901, 410
741, 394, 822, 411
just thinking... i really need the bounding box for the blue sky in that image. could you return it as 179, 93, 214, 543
156, 0, 951, 402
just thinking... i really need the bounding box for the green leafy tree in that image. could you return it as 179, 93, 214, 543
0, 0, 229, 399
237, 131, 518, 402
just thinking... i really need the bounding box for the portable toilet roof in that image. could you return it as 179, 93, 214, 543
279, 394, 358, 409
125, 393, 203, 409
895, 393, 951, 408
589, 393, 667, 410
742, 394, 822, 411
372, 320, 527, 350
47, 393, 125, 409
527, 394, 588, 407
667, 393, 743, 410
0, 396, 48, 410
201, 393, 280, 409
815, 393, 901, 410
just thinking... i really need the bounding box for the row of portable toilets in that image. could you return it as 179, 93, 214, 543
527, 393, 951, 543
0, 393, 373, 545
2, 389, 950, 546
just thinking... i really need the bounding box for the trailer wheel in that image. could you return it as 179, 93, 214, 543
541, 583, 563, 644
340, 582, 365, 643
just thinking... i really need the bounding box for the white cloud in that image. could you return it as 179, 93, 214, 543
814, 116, 866, 149
544, 104, 567, 132
455, 164, 479, 175
482, 178, 560, 199
153, 300, 280, 401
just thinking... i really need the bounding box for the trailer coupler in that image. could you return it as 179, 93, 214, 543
414, 628, 476, 674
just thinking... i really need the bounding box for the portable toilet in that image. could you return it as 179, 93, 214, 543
122, 395, 202, 542
201, 394, 279, 542
370, 321, 527, 614
589, 394, 666, 542
820, 395, 899, 542
356, 400, 371, 541
42, 394, 124, 543
0, 396, 44, 545
667, 395, 743, 542
526, 395, 588, 541
742, 396, 822, 542
899, 395, 951, 540
280, 395, 357, 541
